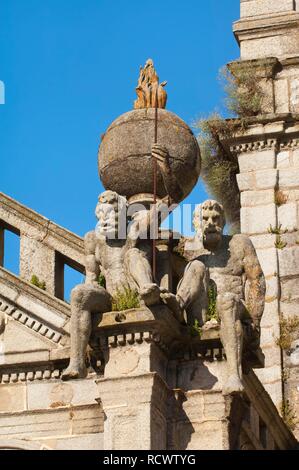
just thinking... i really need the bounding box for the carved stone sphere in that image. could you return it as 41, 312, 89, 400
98, 109, 201, 203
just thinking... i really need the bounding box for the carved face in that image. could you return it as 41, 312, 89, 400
202, 205, 225, 249
194, 200, 225, 250
95, 191, 127, 239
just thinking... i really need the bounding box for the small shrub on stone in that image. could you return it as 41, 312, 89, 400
189, 319, 202, 338
98, 273, 106, 288
274, 189, 288, 207
280, 399, 297, 431
112, 286, 140, 311
30, 275, 46, 291
274, 235, 287, 250
207, 285, 219, 321
195, 65, 264, 233
276, 316, 299, 351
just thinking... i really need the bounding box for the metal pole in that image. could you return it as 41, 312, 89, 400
152, 89, 158, 281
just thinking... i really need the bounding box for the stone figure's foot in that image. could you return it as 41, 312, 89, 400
160, 292, 185, 323
61, 364, 87, 381
140, 283, 161, 306
222, 375, 244, 396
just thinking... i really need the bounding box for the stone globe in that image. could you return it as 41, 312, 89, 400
98, 108, 201, 204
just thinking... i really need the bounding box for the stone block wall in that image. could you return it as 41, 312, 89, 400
0, 377, 103, 450
232, 121, 299, 432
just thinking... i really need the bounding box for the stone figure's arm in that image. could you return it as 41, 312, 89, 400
84, 231, 100, 286
152, 144, 184, 204
236, 235, 266, 328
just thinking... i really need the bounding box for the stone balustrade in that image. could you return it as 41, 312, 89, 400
0, 192, 84, 300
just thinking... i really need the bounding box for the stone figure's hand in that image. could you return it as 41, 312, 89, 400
151, 144, 170, 173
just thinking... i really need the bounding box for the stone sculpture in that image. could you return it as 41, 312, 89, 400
98, 59, 201, 204
62, 143, 185, 380
171, 199, 266, 395
134, 58, 167, 109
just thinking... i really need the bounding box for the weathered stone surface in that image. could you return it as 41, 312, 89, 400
278, 246, 299, 277
260, 325, 279, 348
26, 378, 99, 410
177, 359, 227, 392
277, 203, 297, 231
238, 150, 275, 173
275, 80, 290, 113
252, 375, 282, 408
241, 0, 295, 18
20, 237, 56, 295
241, 189, 274, 207
0, 384, 26, 412
281, 277, 299, 302
98, 109, 200, 202
293, 148, 299, 166
265, 276, 279, 302
261, 344, 282, 368
53, 434, 103, 450
255, 249, 278, 276
0, 405, 103, 440
279, 167, 299, 188
260, 300, 280, 328
241, 204, 277, 234
250, 234, 276, 250
255, 169, 278, 190
237, 172, 255, 191
277, 151, 291, 169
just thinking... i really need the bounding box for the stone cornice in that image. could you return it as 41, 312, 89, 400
0, 267, 71, 320
233, 12, 299, 44
222, 114, 299, 154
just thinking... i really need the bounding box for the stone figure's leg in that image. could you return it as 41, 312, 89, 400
125, 248, 160, 306
62, 284, 111, 380
218, 293, 244, 395
178, 260, 209, 325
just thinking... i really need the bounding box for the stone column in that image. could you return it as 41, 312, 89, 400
94, 306, 178, 450
97, 371, 170, 450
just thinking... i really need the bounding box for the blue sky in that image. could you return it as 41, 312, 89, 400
0, 0, 240, 296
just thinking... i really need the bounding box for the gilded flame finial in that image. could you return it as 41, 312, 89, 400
134, 59, 167, 109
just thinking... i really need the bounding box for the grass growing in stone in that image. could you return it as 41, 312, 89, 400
195, 64, 265, 232
189, 319, 202, 338
97, 273, 106, 288
280, 399, 297, 431
276, 316, 299, 351
274, 235, 287, 250
268, 224, 287, 235
30, 275, 46, 291
112, 286, 140, 311
206, 285, 219, 321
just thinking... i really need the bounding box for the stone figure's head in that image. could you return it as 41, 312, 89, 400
193, 200, 225, 250
95, 190, 127, 239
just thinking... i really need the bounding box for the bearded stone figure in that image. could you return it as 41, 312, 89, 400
171, 199, 266, 395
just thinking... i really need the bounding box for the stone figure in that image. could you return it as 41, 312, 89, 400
62, 144, 184, 380
134, 59, 167, 109
171, 199, 266, 395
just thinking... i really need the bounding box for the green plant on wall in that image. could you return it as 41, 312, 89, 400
195, 64, 265, 233
280, 399, 297, 431
206, 284, 219, 321
30, 275, 46, 291
274, 235, 287, 250
189, 319, 202, 338
98, 273, 106, 288
111, 285, 140, 311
